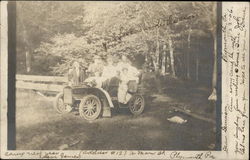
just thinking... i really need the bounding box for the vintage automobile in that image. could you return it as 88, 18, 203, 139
53, 78, 145, 121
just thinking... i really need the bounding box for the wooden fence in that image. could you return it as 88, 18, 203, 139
16, 74, 68, 92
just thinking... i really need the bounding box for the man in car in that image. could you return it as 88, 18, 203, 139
101, 55, 120, 92
102, 55, 119, 80
85, 55, 106, 88
86, 55, 104, 77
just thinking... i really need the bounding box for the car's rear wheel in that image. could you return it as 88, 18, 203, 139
54, 92, 72, 114
128, 94, 145, 115
79, 94, 102, 121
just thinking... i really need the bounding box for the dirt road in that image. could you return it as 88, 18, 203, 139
16, 90, 216, 150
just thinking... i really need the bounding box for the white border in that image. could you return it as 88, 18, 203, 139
1, 1, 8, 155
0, 1, 249, 160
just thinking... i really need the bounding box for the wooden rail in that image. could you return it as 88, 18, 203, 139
16, 74, 68, 83
16, 74, 67, 92
16, 81, 64, 92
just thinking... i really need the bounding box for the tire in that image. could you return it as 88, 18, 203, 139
79, 94, 102, 121
128, 94, 145, 115
54, 92, 72, 114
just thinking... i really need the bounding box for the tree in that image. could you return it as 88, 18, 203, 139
191, 2, 217, 100
16, 1, 86, 74
17, 1, 216, 91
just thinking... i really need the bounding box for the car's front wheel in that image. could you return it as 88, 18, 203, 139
79, 94, 102, 121
54, 92, 72, 114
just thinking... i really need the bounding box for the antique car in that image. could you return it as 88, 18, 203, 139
53, 78, 145, 121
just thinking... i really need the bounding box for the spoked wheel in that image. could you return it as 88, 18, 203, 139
79, 95, 102, 121
54, 92, 72, 114
128, 94, 145, 115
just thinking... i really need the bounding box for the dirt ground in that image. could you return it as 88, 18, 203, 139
16, 87, 217, 150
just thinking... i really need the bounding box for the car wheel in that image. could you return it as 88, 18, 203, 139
54, 92, 72, 114
128, 94, 145, 115
79, 94, 102, 121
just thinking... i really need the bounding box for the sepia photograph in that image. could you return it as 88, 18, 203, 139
1, 1, 249, 159
13, 1, 220, 151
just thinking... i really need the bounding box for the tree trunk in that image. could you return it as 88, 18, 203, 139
166, 52, 170, 73
25, 50, 31, 73
161, 44, 167, 75
187, 27, 191, 79
208, 3, 217, 101
208, 32, 217, 101
152, 59, 158, 72
196, 52, 199, 81
102, 42, 107, 52
145, 53, 148, 63
168, 37, 175, 77
156, 27, 160, 71
21, 15, 32, 73
23, 28, 31, 73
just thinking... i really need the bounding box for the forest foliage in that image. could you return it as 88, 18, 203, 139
16, 1, 217, 87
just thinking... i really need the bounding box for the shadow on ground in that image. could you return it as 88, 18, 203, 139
16, 88, 216, 150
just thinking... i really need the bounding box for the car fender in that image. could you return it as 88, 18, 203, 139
96, 87, 114, 108
69, 86, 114, 108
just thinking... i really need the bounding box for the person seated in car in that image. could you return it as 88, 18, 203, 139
118, 67, 133, 104
85, 55, 105, 88
102, 55, 119, 80
117, 55, 131, 71
117, 55, 141, 103
102, 55, 120, 91
117, 55, 140, 83
84, 71, 105, 88
86, 55, 104, 77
